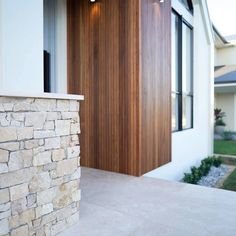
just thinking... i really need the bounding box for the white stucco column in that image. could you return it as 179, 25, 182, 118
0, 0, 44, 93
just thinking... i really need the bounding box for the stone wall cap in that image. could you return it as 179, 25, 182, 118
0, 91, 84, 101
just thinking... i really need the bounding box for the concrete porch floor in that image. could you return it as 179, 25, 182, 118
59, 167, 236, 236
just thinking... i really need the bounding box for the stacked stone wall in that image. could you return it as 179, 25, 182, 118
0, 97, 81, 236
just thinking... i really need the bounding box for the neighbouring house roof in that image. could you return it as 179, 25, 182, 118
213, 25, 231, 49
225, 34, 236, 44
215, 65, 236, 84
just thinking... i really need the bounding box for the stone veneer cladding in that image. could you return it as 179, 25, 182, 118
0, 97, 81, 236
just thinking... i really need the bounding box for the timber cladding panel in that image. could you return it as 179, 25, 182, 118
67, 0, 171, 176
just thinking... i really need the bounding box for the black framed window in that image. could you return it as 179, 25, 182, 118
178, 0, 193, 13
172, 11, 193, 132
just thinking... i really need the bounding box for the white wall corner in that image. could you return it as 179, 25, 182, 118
0, 0, 3, 89
208, 43, 215, 155
1, 0, 44, 93
193, 0, 214, 45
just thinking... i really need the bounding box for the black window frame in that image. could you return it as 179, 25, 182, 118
172, 9, 194, 132
178, 0, 194, 14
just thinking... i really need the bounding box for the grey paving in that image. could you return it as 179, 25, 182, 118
59, 167, 236, 236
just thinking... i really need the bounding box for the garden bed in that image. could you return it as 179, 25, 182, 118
182, 156, 236, 191
221, 168, 236, 191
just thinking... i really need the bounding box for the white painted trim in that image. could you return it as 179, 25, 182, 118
55, 0, 67, 93
215, 83, 236, 87
172, 0, 193, 26
0, 91, 84, 101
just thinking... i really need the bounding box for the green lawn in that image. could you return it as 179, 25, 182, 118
214, 140, 236, 156
222, 168, 236, 191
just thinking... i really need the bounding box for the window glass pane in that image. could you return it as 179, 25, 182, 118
182, 23, 193, 95
171, 13, 179, 93
182, 95, 192, 129
172, 94, 179, 131
178, 0, 191, 11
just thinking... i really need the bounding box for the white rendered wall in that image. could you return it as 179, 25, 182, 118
145, 2, 214, 181
215, 46, 236, 66
215, 93, 235, 131
0, 0, 44, 93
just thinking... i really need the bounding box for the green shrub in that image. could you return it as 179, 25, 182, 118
182, 156, 222, 184
215, 118, 226, 126
212, 157, 222, 167
183, 173, 196, 184
222, 131, 233, 141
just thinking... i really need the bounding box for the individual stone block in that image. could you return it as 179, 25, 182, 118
8, 150, 33, 171
33, 151, 52, 166
60, 136, 70, 148
0, 142, 19, 151
45, 137, 60, 150
10, 183, 29, 201
51, 177, 63, 187
71, 135, 79, 142
31, 99, 56, 112
11, 113, 25, 122
17, 127, 33, 140
67, 146, 80, 159
72, 189, 81, 202
0, 127, 17, 142
43, 162, 57, 172
47, 112, 59, 121
70, 122, 81, 135
10, 208, 35, 228
55, 203, 77, 222
33, 146, 45, 156
51, 220, 66, 236
53, 180, 78, 209
19, 141, 24, 150
52, 149, 65, 161
0, 189, 10, 204
34, 130, 55, 139
35, 203, 53, 218
29, 172, 51, 192
61, 112, 78, 120
0, 207, 11, 220
0, 218, 9, 235
3, 103, 13, 111
0, 103, 4, 112
0, 163, 8, 174
11, 224, 28, 236
37, 187, 57, 206
69, 100, 79, 112
0, 202, 10, 212
0, 113, 10, 126
43, 121, 55, 130
57, 100, 70, 111
27, 193, 37, 208
25, 112, 46, 129
40, 211, 57, 227
25, 140, 39, 149
11, 120, 21, 127
66, 212, 80, 227
55, 120, 71, 136
0, 167, 36, 188
56, 158, 78, 177
11, 198, 27, 215
71, 168, 81, 181
13, 102, 31, 112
